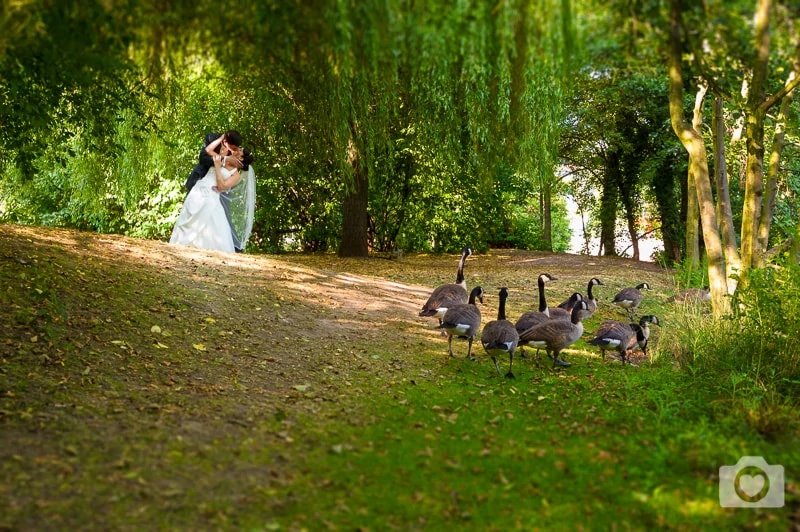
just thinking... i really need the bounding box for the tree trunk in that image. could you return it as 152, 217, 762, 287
711, 95, 741, 293
600, 152, 620, 256
652, 156, 683, 265
793, 220, 800, 264
684, 83, 706, 266
624, 205, 639, 261
740, 0, 772, 277
669, 0, 730, 316
542, 183, 553, 251
756, 71, 795, 265
338, 129, 369, 258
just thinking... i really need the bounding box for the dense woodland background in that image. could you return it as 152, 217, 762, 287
1, 1, 799, 301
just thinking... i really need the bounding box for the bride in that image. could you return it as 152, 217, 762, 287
170, 139, 255, 253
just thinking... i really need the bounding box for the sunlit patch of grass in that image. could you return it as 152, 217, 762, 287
239, 351, 792, 529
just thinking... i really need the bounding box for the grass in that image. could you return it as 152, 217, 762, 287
246, 359, 790, 530
1, 224, 797, 530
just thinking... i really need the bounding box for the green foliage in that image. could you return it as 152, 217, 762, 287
0, 0, 143, 175
661, 261, 800, 441
503, 197, 571, 252
728, 263, 800, 399
3, 0, 796, 259
769, 142, 800, 248
673, 256, 710, 289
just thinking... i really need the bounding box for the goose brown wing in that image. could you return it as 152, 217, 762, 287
481, 320, 519, 351
514, 311, 548, 333
420, 284, 468, 316
440, 304, 482, 331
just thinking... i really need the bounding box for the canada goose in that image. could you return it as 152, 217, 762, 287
612, 282, 650, 319
557, 292, 585, 311
628, 315, 661, 357
518, 300, 589, 368
514, 273, 557, 334
584, 278, 605, 315
587, 320, 637, 365
437, 286, 484, 359
419, 246, 473, 332
667, 287, 711, 305
547, 302, 574, 321
481, 287, 519, 378
514, 273, 557, 358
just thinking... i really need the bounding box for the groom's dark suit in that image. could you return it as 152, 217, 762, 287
183, 132, 243, 252
184, 132, 223, 193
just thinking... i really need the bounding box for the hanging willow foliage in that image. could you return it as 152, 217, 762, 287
1, 0, 576, 254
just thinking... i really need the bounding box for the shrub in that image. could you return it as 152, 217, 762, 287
658, 260, 800, 437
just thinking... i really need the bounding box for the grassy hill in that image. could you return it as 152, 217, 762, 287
1, 224, 796, 530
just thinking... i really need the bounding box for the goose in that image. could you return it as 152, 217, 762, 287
514, 273, 557, 357
514, 273, 557, 334
419, 246, 472, 332
437, 286, 484, 359
612, 282, 650, 319
587, 320, 637, 365
628, 315, 660, 357
583, 278, 605, 316
554, 291, 593, 321
547, 301, 574, 321
481, 287, 519, 379
557, 292, 585, 312
518, 300, 589, 368
667, 287, 710, 305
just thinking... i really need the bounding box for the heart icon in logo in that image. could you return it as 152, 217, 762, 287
738, 474, 765, 498
735, 467, 770, 502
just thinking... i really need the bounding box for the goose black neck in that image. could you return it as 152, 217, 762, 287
570, 305, 582, 324
587, 280, 595, 300
468, 287, 481, 305
497, 290, 508, 320
455, 252, 467, 284
537, 276, 548, 312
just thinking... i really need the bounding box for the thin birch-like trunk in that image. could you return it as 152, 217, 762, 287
669, 0, 730, 316
756, 71, 796, 265
684, 84, 706, 266
711, 95, 741, 293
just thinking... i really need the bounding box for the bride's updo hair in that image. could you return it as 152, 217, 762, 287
241, 148, 254, 171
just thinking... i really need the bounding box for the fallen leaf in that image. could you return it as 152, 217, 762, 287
192, 343, 207, 351
151, 325, 162, 334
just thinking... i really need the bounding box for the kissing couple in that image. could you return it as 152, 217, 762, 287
170, 131, 256, 254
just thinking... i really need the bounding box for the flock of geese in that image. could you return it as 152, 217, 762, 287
418, 247, 666, 378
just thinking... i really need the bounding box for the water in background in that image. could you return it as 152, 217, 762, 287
565, 195, 663, 263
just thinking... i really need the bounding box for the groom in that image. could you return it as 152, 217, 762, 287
184, 130, 244, 193
184, 130, 245, 252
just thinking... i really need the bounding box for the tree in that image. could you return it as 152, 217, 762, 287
739, 0, 800, 278
0, 1, 143, 175
668, 0, 731, 316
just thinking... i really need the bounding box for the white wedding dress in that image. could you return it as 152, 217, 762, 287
169, 166, 238, 252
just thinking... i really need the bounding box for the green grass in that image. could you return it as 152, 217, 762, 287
237, 354, 795, 530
